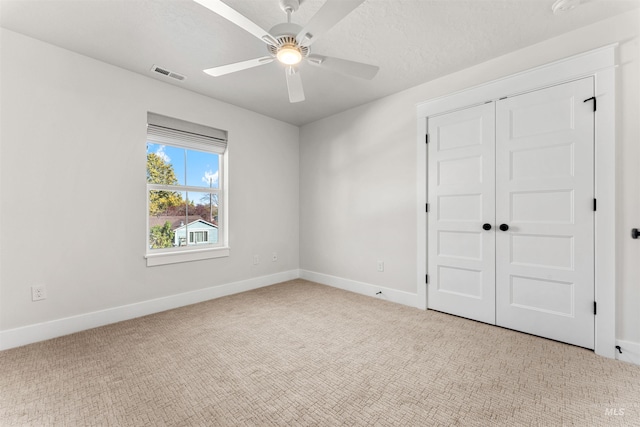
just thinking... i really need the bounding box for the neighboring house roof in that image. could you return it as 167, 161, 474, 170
174, 219, 218, 231
148, 216, 186, 230
149, 216, 218, 231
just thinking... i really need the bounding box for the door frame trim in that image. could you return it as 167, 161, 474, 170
416, 44, 617, 359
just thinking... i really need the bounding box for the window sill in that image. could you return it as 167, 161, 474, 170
145, 246, 229, 267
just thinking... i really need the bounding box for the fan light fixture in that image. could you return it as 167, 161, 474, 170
196, 0, 379, 104
277, 44, 302, 65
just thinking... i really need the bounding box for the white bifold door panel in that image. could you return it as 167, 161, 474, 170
495, 78, 594, 349
427, 78, 595, 349
427, 103, 496, 324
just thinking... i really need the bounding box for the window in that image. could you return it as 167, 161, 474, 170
190, 231, 208, 244
145, 113, 228, 266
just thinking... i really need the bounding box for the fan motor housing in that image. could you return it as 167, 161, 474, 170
269, 22, 302, 38
267, 23, 309, 59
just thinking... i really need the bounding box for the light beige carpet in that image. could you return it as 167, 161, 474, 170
1, 279, 639, 426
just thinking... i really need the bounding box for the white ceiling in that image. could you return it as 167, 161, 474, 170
2, 0, 638, 125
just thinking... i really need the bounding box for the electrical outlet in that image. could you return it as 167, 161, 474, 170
272, 252, 278, 262
377, 261, 384, 272
31, 285, 46, 301
253, 255, 260, 265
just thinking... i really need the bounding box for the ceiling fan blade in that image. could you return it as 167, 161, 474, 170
296, 0, 364, 47
204, 56, 274, 77
306, 54, 379, 80
285, 66, 305, 103
194, 0, 278, 46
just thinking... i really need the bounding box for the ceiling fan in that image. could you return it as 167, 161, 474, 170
194, 0, 379, 103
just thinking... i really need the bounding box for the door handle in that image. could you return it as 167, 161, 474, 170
499, 224, 509, 231
483, 223, 492, 230
632, 228, 640, 239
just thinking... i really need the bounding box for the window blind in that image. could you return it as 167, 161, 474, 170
147, 112, 227, 154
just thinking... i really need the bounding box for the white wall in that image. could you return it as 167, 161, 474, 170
300, 10, 640, 345
1, 9, 638, 353
0, 29, 299, 337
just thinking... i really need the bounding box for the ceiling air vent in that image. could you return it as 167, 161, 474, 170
151, 65, 186, 81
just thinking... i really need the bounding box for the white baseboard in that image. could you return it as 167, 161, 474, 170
9, 267, 628, 365
615, 339, 640, 366
0, 269, 300, 351
299, 269, 422, 309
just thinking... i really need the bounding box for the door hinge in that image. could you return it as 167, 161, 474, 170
426, 274, 429, 284
593, 198, 597, 212
426, 203, 429, 212
425, 134, 429, 144
594, 301, 597, 315
584, 96, 596, 112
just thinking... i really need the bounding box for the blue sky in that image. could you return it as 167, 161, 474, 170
147, 143, 219, 190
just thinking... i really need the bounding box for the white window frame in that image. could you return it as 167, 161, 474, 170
145, 113, 229, 266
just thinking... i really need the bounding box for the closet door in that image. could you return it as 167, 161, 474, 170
495, 78, 595, 349
427, 103, 496, 324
